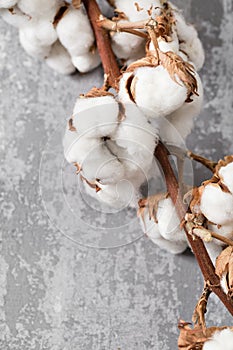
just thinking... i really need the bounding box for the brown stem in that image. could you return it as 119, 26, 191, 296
187, 150, 217, 173
155, 141, 233, 316
82, 0, 120, 90
210, 231, 233, 247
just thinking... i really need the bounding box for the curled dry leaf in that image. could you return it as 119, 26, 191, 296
154, 2, 175, 40
178, 321, 227, 350
138, 192, 168, 223
216, 246, 233, 299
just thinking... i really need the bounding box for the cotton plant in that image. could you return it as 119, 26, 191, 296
2, 0, 233, 347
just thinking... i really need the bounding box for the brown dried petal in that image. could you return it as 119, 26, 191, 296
72, 0, 82, 9
159, 51, 198, 102
53, 3, 69, 27
216, 246, 233, 279
178, 321, 228, 350
82, 87, 114, 98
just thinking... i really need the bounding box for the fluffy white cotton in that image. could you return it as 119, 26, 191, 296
113, 103, 157, 174
111, 32, 145, 61
203, 329, 233, 350
81, 144, 125, 185
96, 180, 139, 208
46, 41, 76, 75
17, 0, 59, 18
0, 0, 17, 8
219, 162, 233, 194
163, 71, 203, 141
140, 196, 188, 254
149, 31, 180, 55
71, 51, 100, 73
0, 6, 30, 27
131, 66, 188, 118
72, 95, 119, 137
19, 27, 51, 58
200, 184, 233, 225
157, 197, 186, 242
173, 10, 205, 70
56, 7, 95, 57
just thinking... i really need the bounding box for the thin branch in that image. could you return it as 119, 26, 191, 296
210, 231, 233, 247
82, 0, 120, 90
155, 141, 233, 316
187, 150, 217, 173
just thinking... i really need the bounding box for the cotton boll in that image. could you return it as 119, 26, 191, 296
157, 197, 186, 243
17, 0, 59, 18
203, 329, 233, 350
200, 184, 233, 225
0, 6, 30, 27
32, 18, 58, 46
0, 0, 17, 8
219, 162, 233, 194
46, 41, 76, 75
71, 51, 101, 73
72, 95, 119, 137
132, 66, 188, 118
149, 31, 179, 54
164, 71, 203, 140
56, 7, 95, 57
125, 44, 146, 66
19, 27, 51, 58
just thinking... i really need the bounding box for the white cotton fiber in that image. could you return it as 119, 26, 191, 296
46, 41, 76, 75
203, 329, 233, 350
219, 161, 233, 194
71, 51, 100, 73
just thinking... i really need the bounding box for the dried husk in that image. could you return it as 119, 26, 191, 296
216, 246, 233, 299
178, 321, 229, 350
53, 3, 70, 27
138, 192, 168, 223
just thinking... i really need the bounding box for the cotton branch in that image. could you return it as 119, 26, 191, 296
83, 0, 233, 317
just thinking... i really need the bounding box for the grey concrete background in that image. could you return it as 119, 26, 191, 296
0, 0, 233, 349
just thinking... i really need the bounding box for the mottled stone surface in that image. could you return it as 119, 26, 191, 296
0, 1, 233, 349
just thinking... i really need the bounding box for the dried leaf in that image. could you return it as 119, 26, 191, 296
178, 321, 228, 350
138, 193, 168, 223
53, 3, 69, 27
189, 187, 204, 215
154, 3, 175, 40
216, 246, 233, 279
81, 87, 114, 98
126, 55, 159, 72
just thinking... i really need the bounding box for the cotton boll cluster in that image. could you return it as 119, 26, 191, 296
63, 93, 158, 208
203, 328, 233, 350
0, 2, 100, 74
139, 195, 188, 253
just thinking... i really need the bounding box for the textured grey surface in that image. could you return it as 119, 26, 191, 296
1, 0, 233, 349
